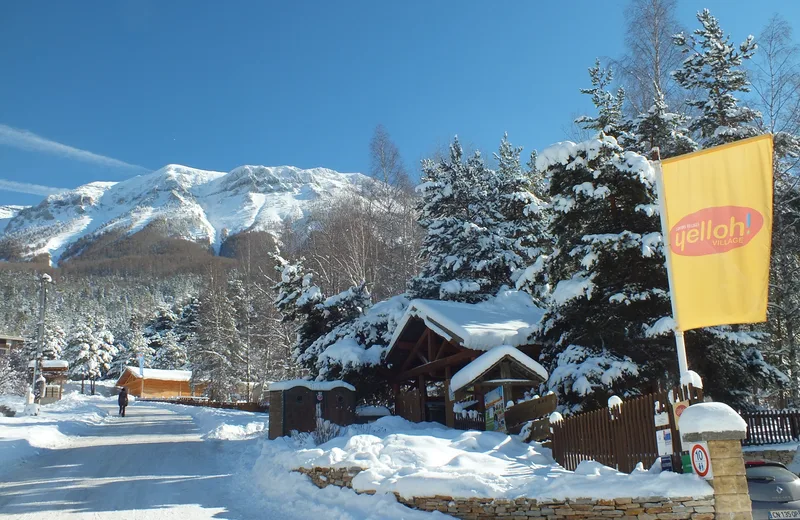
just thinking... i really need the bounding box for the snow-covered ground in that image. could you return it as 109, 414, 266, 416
1, 393, 712, 519
0, 394, 442, 519
259, 416, 713, 501
0, 392, 111, 472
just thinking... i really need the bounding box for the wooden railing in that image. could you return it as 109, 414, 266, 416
741, 409, 800, 446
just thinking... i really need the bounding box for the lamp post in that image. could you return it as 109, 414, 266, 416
25, 273, 52, 415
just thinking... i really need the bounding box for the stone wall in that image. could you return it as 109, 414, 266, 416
295, 466, 715, 520
743, 447, 797, 468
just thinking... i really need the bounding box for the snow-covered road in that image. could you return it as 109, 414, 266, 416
0, 403, 260, 519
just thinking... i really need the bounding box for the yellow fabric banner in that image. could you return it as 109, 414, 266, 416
659, 134, 773, 331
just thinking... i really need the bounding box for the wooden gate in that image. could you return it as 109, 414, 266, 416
551, 385, 702, 473
396, 387, 422, 423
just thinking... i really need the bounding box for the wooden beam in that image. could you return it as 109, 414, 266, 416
500, 361, 513, 404
401, 329, 430, 372
418, 374, 427, 422
397, 350, 477, 381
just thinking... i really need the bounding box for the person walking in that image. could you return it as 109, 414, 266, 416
118, 387, 129, 417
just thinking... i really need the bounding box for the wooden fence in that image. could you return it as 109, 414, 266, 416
551, 385, 703, 473
454, 413, 485, 431
741, 409, 800, 446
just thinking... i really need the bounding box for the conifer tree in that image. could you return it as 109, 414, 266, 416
410, 137, 533, 302
193, 266, 238, 400
630, 88, 697, 159
673, 9, 760, 146
575, 61, 629, 140
494, 135, 551, 299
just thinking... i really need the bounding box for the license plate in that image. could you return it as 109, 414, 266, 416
769, 511, 800, 519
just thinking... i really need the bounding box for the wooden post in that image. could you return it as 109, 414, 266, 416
418, 375, 427, 422
444, 366, 455, 428
500, 361, 513, 405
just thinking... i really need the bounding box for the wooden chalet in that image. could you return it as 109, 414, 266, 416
385, 298, 547, 430
116, 367, 204, 398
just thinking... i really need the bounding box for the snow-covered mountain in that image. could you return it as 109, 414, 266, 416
0, 205, 28, 230
0, 164, 370, 264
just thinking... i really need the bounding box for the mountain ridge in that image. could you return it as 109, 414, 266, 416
0, 164, 370, 264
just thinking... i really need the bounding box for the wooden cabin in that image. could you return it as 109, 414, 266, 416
115, 367, 203, 398
268, 380, 356, 439
0, 334, 25, 356
385, 298, 548, 430
28, 359, 69, 404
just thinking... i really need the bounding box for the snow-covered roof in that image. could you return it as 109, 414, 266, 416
28, 359, 69, 369
269, 379, 355, 392
0, 334, 25, 342
122, 366, 192, 382
450, 345, 548, 394
389, 294, 544, 352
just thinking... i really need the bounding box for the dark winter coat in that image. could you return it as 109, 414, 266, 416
118, 389, 129, 406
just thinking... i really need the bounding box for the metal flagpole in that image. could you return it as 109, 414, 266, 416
653, 150, 690, 376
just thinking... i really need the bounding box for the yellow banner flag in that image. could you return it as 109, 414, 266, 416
659, 134, 773, 331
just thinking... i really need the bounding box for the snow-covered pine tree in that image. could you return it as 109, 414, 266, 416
272, 254, 375, 382
409, 137, 533, 303
22, 316, 66, 362
147, 306, 188, 370
629, 87, 697, 159
193, 266, 239, 401
673, 9, 760, 147
534, 136, 671, 413
272, 255, 325, 364
126, 314, 155, 369
575, 60, 630, 140
492, 134, 551, 300
41, 318, 66, 360
64, 318, 117, 392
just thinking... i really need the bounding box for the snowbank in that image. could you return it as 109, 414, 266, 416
0, 392, 112, 473
258, 416, 711, 501
148, 401, 269, 440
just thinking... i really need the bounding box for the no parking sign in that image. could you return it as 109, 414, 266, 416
690, 442, 713, 480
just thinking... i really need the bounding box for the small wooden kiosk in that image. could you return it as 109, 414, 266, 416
385, 298, 547, 430
28, 359, 69, 404
268, 380, 356, 439
115, 367, 201, 398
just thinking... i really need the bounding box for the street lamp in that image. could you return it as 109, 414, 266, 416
24, 273, 52, 416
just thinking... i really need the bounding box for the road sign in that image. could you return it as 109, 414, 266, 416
690, 442, 713, 480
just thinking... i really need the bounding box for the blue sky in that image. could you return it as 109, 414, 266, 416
1, 1, 798, 207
